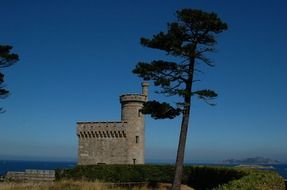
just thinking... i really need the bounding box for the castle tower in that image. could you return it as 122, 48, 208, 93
77, 82, 148, 165
120, 82, 149, 164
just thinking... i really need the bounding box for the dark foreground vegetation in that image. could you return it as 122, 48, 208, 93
56, 165, 285, 190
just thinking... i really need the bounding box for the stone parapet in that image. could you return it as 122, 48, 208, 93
120, 94, 147, 103
77, 121, 127, 139
77, 121, 127, 129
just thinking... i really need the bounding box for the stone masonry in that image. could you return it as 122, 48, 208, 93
4, 170, 55, 182
77, 82, 149, 165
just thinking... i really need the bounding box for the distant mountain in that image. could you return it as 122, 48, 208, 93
222, 157, 280, 165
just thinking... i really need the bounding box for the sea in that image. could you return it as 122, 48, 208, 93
0, 160, 286, 180
0, 160, 76, 176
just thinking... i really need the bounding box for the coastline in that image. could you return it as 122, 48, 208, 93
1, 160, 286, 180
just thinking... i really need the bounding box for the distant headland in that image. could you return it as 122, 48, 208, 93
222, 157, 280, 165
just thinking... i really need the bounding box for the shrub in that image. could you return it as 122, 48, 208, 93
56, 165, 175, 183
56, 165, 285, 190
214, 169, 285, 190
184, 166, 244, 189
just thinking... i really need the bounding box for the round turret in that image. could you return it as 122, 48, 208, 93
119, 82, 148, 164
120, 94, 146, 122
120, 94, 147, 104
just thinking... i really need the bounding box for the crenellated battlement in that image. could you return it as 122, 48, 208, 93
77, 121, 127, 127
77, 129, 127, 139
120, 94, 147, 103
77, 121, 127, 139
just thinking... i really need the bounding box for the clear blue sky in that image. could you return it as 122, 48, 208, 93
0, 0, 286, 162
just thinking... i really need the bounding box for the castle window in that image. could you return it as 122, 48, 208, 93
133, 159, 136, 165
138, 110, 141, 117
136, 136, 139, 143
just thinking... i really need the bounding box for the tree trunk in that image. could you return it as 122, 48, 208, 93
171, 60, 194, 190
170, 102, 191, 190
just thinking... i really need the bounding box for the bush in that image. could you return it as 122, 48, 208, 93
56, 165, 285, 190
56, 165, 175, 183
214, 169, 285, 190
184, 166, 245, 190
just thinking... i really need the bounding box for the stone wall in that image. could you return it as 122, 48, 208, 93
77, 122, 129, 165
5, 169, 55, 182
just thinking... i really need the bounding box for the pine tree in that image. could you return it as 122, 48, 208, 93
0, 45, 19, 113
133, 9, 227, 190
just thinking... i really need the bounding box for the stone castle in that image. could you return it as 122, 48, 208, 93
77, 82, 149, 165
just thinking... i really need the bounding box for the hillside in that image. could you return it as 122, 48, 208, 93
222, 157, 280, 164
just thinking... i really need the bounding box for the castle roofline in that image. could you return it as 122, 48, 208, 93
121, 93, 143, 96
120, 94, 147, 103
77, 121, 128, 139
77, 121, 126, 124
77, 121, 128, 131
